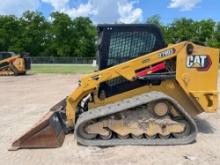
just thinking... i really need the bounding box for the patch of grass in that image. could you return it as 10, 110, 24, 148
31, 64, 96, 74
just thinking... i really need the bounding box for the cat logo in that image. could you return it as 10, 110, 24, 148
186, 55, 212, 71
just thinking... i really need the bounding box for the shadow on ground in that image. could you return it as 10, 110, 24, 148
194, 117, 215, 134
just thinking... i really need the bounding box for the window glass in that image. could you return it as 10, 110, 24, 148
0, 53, 12, 60
108, 32, 156, 66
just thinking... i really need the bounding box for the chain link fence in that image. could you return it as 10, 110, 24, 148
31, 56, 96, 64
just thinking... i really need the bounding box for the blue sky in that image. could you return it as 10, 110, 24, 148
0, 0, 219, 24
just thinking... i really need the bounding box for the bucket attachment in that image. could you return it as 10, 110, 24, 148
9, 99, 67, 151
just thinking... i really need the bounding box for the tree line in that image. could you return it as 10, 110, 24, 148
147, 15, 220, 48
0, 11, 96, 57
0, 12, 219, 57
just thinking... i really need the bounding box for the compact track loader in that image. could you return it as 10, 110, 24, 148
0, 52, 31, 76
10, 24, 220, 150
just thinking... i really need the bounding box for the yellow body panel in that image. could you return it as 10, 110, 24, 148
176, 45, 219, 113
66, 42, 220, 127
0, 55, 20, 63
13, 58, 26, 72
88, 80, 201, 116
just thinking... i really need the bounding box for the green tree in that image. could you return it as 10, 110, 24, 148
0, 11, 219, 57
0, 15, 21, 51
17, 11, 50, 56
193, 19, 215, 45
165, 18, 197, 44
48, 12, 76, 57
72, 17, 96, 57
207, 22, 220, 47
146, 15, 162, 27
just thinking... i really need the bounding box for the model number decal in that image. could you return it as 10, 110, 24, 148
159, 48, 175, 58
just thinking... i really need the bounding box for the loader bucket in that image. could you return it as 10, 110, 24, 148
9, 99, 67, 151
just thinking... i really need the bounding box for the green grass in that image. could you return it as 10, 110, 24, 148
31, 64, 96, 74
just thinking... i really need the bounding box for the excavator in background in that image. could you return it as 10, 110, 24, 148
0, 52, 31, 76
9, 24, 220, 150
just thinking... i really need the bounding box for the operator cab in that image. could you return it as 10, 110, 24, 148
97, 24, 167, 70
96, 24, 167, 98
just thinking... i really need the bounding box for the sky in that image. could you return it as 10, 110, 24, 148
0, 0, 219, 24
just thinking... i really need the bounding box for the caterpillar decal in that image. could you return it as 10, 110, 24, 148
186, 55, 212, 71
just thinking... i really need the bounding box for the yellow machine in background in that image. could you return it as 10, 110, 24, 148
10, 24, 220, 150
0, 52, 31, 76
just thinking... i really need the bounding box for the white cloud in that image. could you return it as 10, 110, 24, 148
63, 3, 97, 18
41, 0, 68, 10
118, 1, 142, 23
42, 0, 143, 23
42, 0, 96, 18
86, 0, 120, 23
0, 0, 40, 16
168, 0, 201, 11
0, 0, 142, 23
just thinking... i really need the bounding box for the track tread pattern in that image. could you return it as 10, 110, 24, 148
75, 91, 198, 146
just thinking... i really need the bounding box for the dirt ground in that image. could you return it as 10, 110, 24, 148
0, 73, 220, 165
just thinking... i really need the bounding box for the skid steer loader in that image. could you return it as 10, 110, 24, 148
0, 52, 31, 76
9, 24, 220, 150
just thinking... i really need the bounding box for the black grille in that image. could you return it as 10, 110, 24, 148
108, 31, 156, 67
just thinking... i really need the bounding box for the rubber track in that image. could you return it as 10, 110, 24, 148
0, 64, 19, 76
75, 91, 198, 146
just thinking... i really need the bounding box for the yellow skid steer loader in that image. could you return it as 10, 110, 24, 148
9, 24, 220, 150
0, 52, 31, 76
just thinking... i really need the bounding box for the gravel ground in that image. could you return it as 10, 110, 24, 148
0, 73, 220, 165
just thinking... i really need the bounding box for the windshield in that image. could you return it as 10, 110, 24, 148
107, 31, 156, 66
0, 52, 16, 60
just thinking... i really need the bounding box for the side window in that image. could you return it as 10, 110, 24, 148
0, 53, 12, 60
108, 32, 156, 67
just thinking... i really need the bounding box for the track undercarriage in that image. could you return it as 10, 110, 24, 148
0, 63, 20, 76
75, 92, 197, 146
